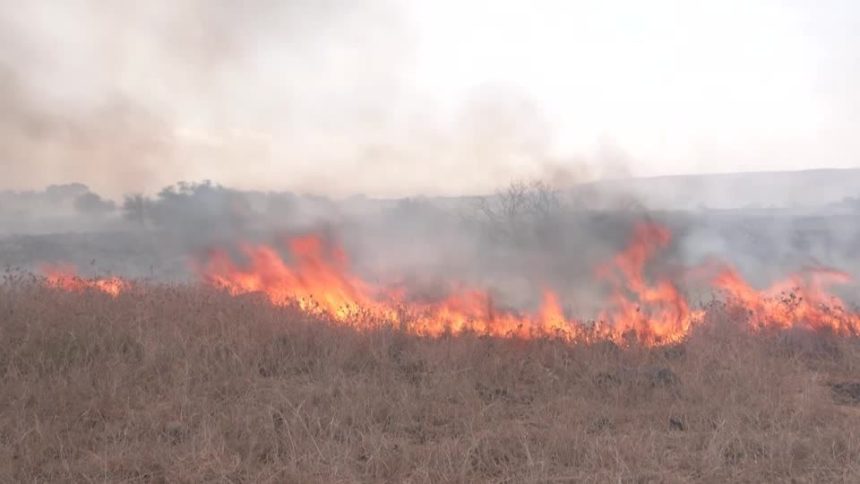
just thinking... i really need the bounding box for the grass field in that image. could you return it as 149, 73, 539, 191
2, 276, 860, 483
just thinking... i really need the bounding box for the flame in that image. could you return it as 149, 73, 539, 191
196, 224, 702, 344
41, 264, 128, 296
594, 222, 703, 344
38, 223, 860, 345
406, 287, 582, 339
198, 236, 569, 338
201, 235, 396, 322
199, 223, 860, 344
713, 265, 860, 335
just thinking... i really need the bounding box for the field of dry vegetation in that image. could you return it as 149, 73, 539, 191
2, 275, 860, 483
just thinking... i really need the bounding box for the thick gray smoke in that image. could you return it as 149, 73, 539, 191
3, 174, 860, 313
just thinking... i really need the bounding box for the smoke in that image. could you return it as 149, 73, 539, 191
0, 0, 401, 195
3, 1, 860, 200
0, 0, 593, 198
2, 0, 860, 308
0, 66, 175, 194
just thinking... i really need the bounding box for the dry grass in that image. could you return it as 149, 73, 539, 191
1, 276, 860, 483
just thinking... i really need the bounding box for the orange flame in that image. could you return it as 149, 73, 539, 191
713, 265, 860, 335
201, 236, 395, 322
41, 264, 127, 297
196, 224, 710, 344
594, 223, 703, 344
199, 234, 585, 339
199, 223, 860, 344
39, 222, 860, 345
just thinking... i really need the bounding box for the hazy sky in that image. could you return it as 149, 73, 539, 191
1, 0, 858, 197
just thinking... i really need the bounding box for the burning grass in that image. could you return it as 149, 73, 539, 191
44, 222, 860, 347
2, 275, 860, 482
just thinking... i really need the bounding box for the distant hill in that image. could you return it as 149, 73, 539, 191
571, 168, 860, 210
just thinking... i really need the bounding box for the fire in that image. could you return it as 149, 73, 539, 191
595, 223, 703, 344
38, 222, 860, 345
713, 266, 860, 335
198, 223, 860, 344
405, 287, 581, 340
199, 236, 578, 338
195, 223, 695, 344
41, 264, 128, 296
201, 235, 396, 322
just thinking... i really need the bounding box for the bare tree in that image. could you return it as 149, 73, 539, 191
474, 180, 563, 245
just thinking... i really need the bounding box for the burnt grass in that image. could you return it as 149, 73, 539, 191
1, 278, 860, 482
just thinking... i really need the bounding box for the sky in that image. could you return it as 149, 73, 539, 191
1, 0, 858, 198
